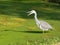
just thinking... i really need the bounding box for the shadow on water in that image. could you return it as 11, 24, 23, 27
3, 30, 49, 33
0, 1, 60, 20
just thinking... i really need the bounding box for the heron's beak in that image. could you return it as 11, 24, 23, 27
26, 11, 32, 16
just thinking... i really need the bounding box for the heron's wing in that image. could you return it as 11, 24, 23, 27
39, 20, 52, 29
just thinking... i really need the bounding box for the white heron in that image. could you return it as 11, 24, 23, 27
27, 10, 53, 32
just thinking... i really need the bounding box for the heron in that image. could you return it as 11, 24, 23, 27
27, 10, 53, 32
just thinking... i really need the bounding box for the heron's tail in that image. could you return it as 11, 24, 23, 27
49, 27, 54, 31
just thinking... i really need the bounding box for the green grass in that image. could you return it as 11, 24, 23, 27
0, 1, 60, 45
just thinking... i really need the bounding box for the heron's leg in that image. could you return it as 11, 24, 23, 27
43, 30, 45, 45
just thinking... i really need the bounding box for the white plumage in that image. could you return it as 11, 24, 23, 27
27, 10, 53, 31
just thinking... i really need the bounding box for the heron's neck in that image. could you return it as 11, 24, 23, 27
34, 12, 39, 22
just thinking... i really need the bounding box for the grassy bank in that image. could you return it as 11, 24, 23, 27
0, 1, 60, 45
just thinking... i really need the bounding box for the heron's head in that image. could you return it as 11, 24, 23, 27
27, 10, 36, 16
